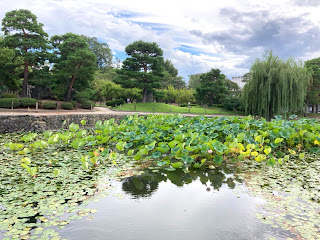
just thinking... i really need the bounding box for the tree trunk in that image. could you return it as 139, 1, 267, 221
66, 74, 77, 102
66, 63, 82, 101
142, 89, 147, 103
146, 91, 153, 102
22, 60, 29, 97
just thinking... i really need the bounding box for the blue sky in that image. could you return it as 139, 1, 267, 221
1, 0, 320, 83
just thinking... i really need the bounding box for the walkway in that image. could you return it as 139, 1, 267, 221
0, 106, 237, 118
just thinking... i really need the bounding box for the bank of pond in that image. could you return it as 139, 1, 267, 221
0, 114, 319, 239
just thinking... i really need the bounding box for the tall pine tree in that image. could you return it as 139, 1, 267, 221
51, 33, 96, 101
115, 40, 164, 102
1, 9, 49, 97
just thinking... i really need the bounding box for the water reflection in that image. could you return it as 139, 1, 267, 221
122, 164, 241, 199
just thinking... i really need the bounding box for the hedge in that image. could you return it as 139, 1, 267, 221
81, 100, 95, 109
1, 93, 17, 98
0, 98, 20, 108
61, 102, 75, 110
43, 102, 57, 109
20, 98, 37, 107
106, 99, 124, 107
70, 101, 77, 108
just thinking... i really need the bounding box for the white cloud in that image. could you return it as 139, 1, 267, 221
1, 0, 320, 81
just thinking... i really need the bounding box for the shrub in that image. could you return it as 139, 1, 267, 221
43, 102, 57, 109
179, 104, 188, 107
61, 102, 75, 110
81, 100, 95, 109
20, 98, 37, 107
106, 99, 124, 107
222, 97, 241, 111
0, 98, 20, 108
70, 100, 77, 108
212, 103, 223, 108
75, 89, 95, 104
1, 92, 17, 98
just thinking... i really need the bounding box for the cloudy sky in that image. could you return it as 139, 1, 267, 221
1, 0, 320, 82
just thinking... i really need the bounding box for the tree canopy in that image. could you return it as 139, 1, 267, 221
51, 33, 96, 101
242, 52, 312, 119
81, 35, 113, 69
305, 57, 320, 113
0, 47, 23, 91
1, 9, 49, 97
195, 69, 229, 105
115, 40, 164, 102
188, 74, 201, 89
160, 60, 186, 89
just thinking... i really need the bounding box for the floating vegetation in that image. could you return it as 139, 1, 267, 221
238, 156, 320, 240
0, 114, 319, 239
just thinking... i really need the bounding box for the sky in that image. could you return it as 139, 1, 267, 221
1, 0, 320, 83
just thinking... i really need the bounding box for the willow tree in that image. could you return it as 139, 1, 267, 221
242, 52, 312, 119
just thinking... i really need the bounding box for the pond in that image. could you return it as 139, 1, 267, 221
58, 167, 297, 240
0, 115, 320, 239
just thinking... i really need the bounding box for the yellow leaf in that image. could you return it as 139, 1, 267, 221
255, 135, 262, 142
237, 143, 245, 151
264, 147, 271, 155
314, 139, 320, 145
93, 151, 99, 157
251, 151, 258, 157
255, 154, 266, 162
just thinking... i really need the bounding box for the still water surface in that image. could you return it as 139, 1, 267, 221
60, 167, 294, 240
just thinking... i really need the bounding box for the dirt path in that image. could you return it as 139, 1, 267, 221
0, 106, 239, 118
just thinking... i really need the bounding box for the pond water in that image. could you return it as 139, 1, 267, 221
59, 167, 295, 240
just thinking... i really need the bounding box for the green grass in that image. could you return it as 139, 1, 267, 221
113, 102, 241, 115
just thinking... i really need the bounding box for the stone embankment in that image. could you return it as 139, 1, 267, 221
0, 107, 230, 133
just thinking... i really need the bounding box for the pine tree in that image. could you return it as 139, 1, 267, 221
2, 9, 49, 97
115, 40, 164, 102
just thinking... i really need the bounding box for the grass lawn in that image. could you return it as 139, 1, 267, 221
112, 102, 241, 115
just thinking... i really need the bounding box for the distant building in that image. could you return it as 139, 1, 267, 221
231, 76, 246, 89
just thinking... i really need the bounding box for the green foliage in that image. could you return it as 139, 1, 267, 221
1, 9, 50, 97
20, 98, 37, 107
0, 47, 23, 91
176, 88, 196, 105
81, 35, 112, 68
51, 33, 97, 101
106, 99, 124, 107
242, 52, 312, 119
70, 100, 77, 108
81, 100, 95, 109
74, 89, 95, 103
222, 96, 241, 111
1, 92, 17, 98
160, 60, 186, 89
163, 85, 177, 103
0, 98, 20, 108
305, 57, 320, 109
115, 40, 164, 103
195, 69, 230, 105
93, 79, 122, 102
188, 74, 201, 89
42, 101, 57, 109
61, 102, 75, 110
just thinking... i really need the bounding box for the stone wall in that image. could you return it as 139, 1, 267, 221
0, 114, 133, 133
